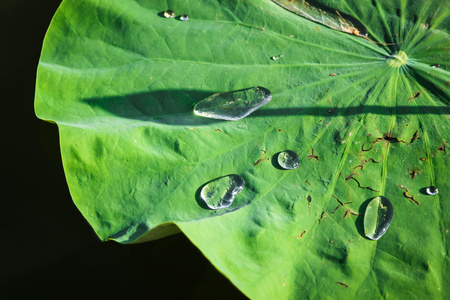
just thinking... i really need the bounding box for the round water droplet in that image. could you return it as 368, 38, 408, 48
364, 196, 393, 240
193, 86, 272, 121
277, 150, 299, 170
426, 186, 438, 195
271, 56, 279, 60
164, 10, 175, 18
200, 175, 245, 210
431, 64, 440, 68
180, 14, 189, 21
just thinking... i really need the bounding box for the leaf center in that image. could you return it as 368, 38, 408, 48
386, 51, 408, 68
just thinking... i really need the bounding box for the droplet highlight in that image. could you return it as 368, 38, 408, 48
180, 14, 189, 21
271, 56, 279, 60
164, 10, 175, 18
426, 186, 438, 195
200, 175, 245, 210
193, 86, 272, 121
364, 196, 393, 240
277, 150, 299, 169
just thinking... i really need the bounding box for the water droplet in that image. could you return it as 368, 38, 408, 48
193, 86, 272, 121
271, 56, 279, 60
432, 64, 440, 68
164, 10, 175, 18
364, 196, 393, 240
426, 186, 438, 195
277, 150, 299, 169
180, 14, 189, 21
200, 175, 245, 210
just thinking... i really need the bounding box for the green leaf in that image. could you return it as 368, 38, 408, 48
35, 0, 450, 298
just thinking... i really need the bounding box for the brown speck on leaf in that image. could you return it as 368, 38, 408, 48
214, 129, 221, 132
398, 185, 419, 205
307, 148, 319, 161
408, 91, 421, 100
409, 169, 419, 180
336, 282, 348, 288
296, 230, 306, 239
261, 27, 265, 31
253, 149, 269, 166
329, 73, 337, 77
253, 159, 265, 166
420, 157, 427, 161
410, 130, 419, 144
278, 129, 282, 132
434, 141, 448, 156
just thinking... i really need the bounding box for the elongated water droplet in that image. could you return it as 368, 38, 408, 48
277, 150, 299, 169
164, 10, 175, 18
200, 175, 245, 209
364, 196, 393, 240
426, 186, 438, 195
180, 14, 189, 21
193, 86, 272, 121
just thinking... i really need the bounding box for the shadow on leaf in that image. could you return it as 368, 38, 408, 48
85, 89, 450, 126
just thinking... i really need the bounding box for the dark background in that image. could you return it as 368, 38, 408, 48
1, 1, 247, 299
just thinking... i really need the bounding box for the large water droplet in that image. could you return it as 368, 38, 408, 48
426, 186, 438, 195
193, 86, 272, 121
277, 150, 299, 169
200, 175, 245, 209
180, 14, 189, 21
164, 10, 175, 18
364, 196, 393, 240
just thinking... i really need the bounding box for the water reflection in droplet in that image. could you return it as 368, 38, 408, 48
277, 150, 299, 169
164, 10, 175, 18
426, 186, 438, 195
193, 86, 272, 121
200, 175, 245, 209
364, 196, 393, 240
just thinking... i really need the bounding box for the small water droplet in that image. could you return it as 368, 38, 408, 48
364, 196, 393, 240
277, 150, 299, 169
200, 175, 245, 209
271, 56, 279, 60
426, 186, 438, 195
432, 64, 440, 68
180, 14, 189, 21
193, 86, 272, 121
164, 10, 175, 18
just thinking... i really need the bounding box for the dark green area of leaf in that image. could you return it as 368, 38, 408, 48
35, 0, 450, 298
